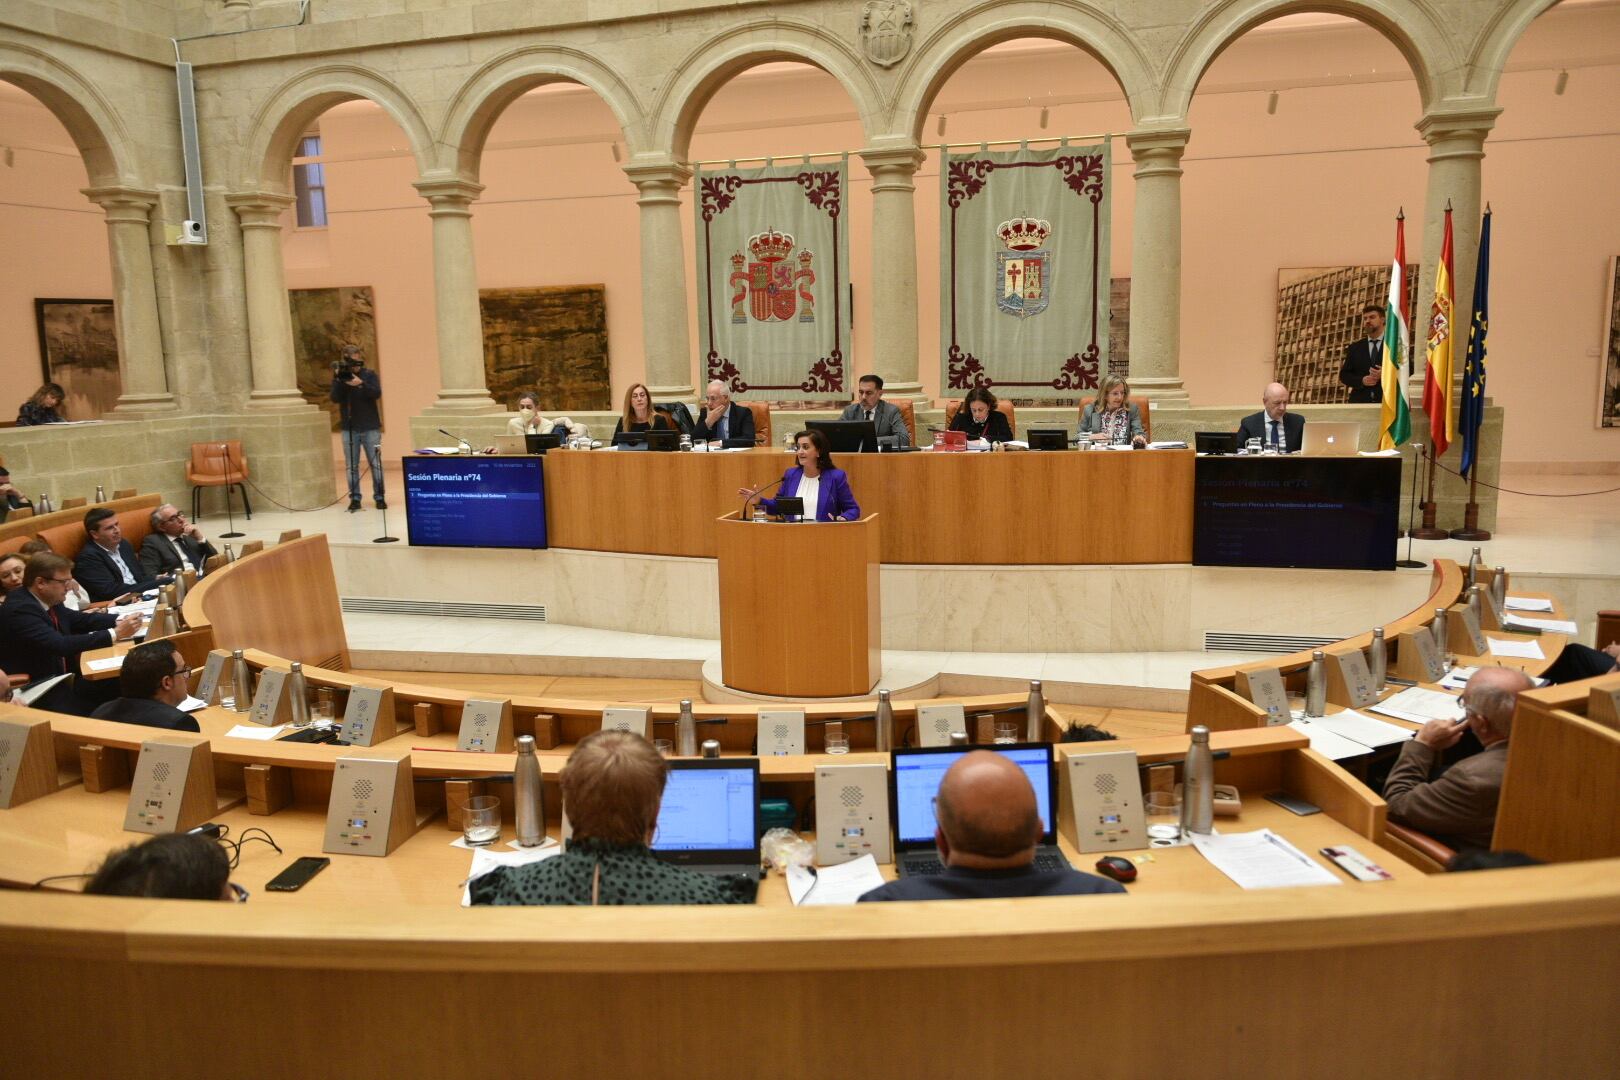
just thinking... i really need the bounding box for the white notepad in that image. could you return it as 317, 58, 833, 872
1287, 719, 1374, 761
1487, 637, 1545, 660
1369, 686, 1462, 726
1191, 829, 1341, 890
1504, 596, 1554, 612
1310, 710, 1415, 749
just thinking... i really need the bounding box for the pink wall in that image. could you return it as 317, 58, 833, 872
2, 7, 1617, 465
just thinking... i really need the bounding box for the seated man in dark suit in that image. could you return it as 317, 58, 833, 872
1541, 641, 1619, 684
692, 379, 756, 445
91, 640, 200, 733
1236, 382, 1305, 453
1383, 666, 1531, 851
838, 373, 911, 447
74, 507, 169, 602
0, 552, 142, 713
139, 504, 218, 579
859, 751, 1126, 902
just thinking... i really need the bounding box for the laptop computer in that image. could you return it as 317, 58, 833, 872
1302, 421, 1362, 456
889, 743, 1072, 877
489, 434, 527, 454
650, 758, 764, 882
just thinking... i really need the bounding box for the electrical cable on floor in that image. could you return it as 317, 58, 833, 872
1426, 456, 1620, 498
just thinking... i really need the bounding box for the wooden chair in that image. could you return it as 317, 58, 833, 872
60, 497, 87, 510
943, 398, 1017, 438
1079, 397, 1153, 441
744, 401, 771, 446
111, 488, 136, 500
187, 441, 252, 522
278, 529, 303, 544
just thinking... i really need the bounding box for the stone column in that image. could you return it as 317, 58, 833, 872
624, 160, 695, 402
1124, 128, 1192, 403
858, 143, 926, 400
413, 176, 497, 412
1414, 106, 1500, 396
225, 192, 309, 409
81, 186, 175, 412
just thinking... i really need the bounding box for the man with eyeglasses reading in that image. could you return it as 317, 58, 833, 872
139, 503, 218, 580
90, 640, 200, 733
0, 552, 141, 713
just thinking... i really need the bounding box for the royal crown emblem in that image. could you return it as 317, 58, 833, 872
731, 228, 816, 324
994, 215, 1053, 317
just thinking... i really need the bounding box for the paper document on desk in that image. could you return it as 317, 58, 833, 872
15, 673, 70, 707
225, 723, 289, 741
1191, 829, 1341, 889
1503, 616, 1578, 635
786, 854, 886, 906
1311, 710, 1413, 749
1368, 686, 1460, 726
107, 599, 157, 618
85, 656, 125, 672
1487, 637, 1545, 660
1504, 596, 1554, 612
1357, 449, 1401, 457
1148, 441, 1188, 449
460, 840, 563, 906
178, 695, 207, 713
1287, 720, 1373, 761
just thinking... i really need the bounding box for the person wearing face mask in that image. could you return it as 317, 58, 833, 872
507, 390, 586, 442
736, 429, 860, 522
1078, 374, 1148, 448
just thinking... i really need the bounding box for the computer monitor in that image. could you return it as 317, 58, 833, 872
888, 744, 1057, 851
646, 429, 679, 452
1196, 431, 1238, 455
1028, 428, 1069, 451
650, 759, 761, 868
807, 419, 878, 454
525, 433, 561, 454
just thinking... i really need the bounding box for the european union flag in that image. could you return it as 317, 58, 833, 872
1459, 210, 1491, 478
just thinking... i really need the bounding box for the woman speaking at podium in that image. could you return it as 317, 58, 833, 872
737, 429, 860, 522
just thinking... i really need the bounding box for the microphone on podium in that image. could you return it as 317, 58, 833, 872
740, 477, 784, 521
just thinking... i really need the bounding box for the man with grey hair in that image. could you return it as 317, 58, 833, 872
693, 379, 755, 445
1383, 666, 1532, 850
139, 504, 217, 579
1236, 382, 1305, 453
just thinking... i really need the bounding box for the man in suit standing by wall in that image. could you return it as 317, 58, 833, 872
74, 508, 168, 602
139, 504, 218, 579
839, 374, 911, 447
1236, 382, 1306, 453
1339, 301, 1387, 404
694, 379, 756, 445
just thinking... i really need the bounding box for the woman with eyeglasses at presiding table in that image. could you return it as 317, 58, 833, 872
1079, 374, 1148, 448
737, 429, 860, 522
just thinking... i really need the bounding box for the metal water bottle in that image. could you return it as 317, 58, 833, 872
676, 698, 698, 757
172, 571, 188, 609
148, 605, 174, 639
1465, 546, 1482, 588
1468, 584, 1484, 623
95, 484, 106, 503
1433, 607, 1450, 657
701, 739, 721, 758
513, 735, 545, 847
1025, 679, 1046, 742
287, 661, 311, 727
948, 731, 969, 747
230, 649, 254, 713
223, 543, 236, 563
1369, 627, 1387, 691
1304, 650, 1326, 717
38, 494, 52, 514
1180, 726, 1215, 836
874, 689, 894, 752
1491, 567, 1507, 610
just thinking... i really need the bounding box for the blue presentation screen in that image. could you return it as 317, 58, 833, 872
652, 766, 757, 851
403, 456, 547, 549
893, 748, 1052, 843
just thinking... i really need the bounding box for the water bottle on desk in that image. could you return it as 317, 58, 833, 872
513, 735, 546, 847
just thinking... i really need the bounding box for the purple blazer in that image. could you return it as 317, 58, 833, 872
759, 466, 860, 522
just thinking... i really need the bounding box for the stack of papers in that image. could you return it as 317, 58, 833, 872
786, 855, 887, 905
1288, 710, 1414, 759
85, 656, 126, 673
1148, 440, 1188, 449
1502, 615, 1578, 635
107, 598, 157, 618
1487, 637, 1545, 660
225, 723, 289, 741
1369, 686, 1461, 726
1190, 829, 1341, 889
1357, 448, 1402, 457
1504, 596, 1554, 612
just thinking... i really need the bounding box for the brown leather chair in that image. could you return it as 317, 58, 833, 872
744, 401, 771, 446
1597, 611, 1620, 649
894, 399, 917, 446
1382, 821, 1458, 874
1079, 397, 1152, 441
37, 520, 86, 557
944, 398, 1016, 438
187, 440, 252, 522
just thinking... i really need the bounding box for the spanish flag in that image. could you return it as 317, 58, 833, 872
1379, 213, 1411, 449
1423, 208, 1455, 456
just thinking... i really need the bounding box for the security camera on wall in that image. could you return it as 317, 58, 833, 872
178, 219, 208, 245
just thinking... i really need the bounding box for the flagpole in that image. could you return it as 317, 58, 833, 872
1411, 442, 1448, 540
1450, 203, 1493, 541
1450, 466, 1491, 540
1396, 442, 1427, 568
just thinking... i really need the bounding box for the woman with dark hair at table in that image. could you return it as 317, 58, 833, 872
16, 383, 66, 426
948, 387, 1014, 444
736, 429, 860, 522
612, 382, 676, 438
1079, 374, 1148, 448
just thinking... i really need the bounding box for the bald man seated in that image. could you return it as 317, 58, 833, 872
1236, 382, 1305, 454
858, 751, 1126, 902
1382, 666, 1532, 851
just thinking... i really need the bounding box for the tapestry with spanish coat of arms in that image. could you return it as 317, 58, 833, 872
695, 158, 851, 401
940, 140, 1111, 397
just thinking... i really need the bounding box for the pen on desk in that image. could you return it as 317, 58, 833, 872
1262, 831, 1318, 869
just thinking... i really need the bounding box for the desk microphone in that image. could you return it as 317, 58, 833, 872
437, 428, 473, 454
740, 477, 783, 521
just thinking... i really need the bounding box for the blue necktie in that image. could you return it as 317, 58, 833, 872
1270, 420, 1281, 450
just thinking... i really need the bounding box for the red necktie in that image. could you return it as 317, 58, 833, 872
48, 607, 66, 672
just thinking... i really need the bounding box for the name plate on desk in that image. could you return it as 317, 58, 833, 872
123, 737, 218, 834
342, 685, 396, 747
758, 709, 806, 756
249, 667, 292, 727
1325, 648, 1379, 709
193, 650, 230, 706
601, 707, 649, 737
0, 714, 57, 809
456, 698, 513, 753
1452, 605, 1488, 657
916, 703, 967, 747
1235, 668, 1290, 725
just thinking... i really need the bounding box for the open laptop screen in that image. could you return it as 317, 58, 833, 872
651, 760, 759, 852
891, 745, 1054, 846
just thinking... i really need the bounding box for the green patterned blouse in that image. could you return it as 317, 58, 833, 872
468, 837, 757, 906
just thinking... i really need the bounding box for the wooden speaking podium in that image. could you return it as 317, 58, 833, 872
716, 512, 880, 697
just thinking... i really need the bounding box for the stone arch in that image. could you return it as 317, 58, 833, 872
0, 43, 139, 187
650, 20, 885, 161
1465, 0, 1561, 101
241, 64, 434, 191
1161, 0, 1459, 120
440, 46, 649, 182
891, 2, 1157, 141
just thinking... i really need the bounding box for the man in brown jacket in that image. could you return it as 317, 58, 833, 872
1382, 666, 1531, 851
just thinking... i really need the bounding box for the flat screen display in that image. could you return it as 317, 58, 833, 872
403, 456, 547, 549
652, 765, 758, 852
892, 746, 1053, 844
1193, 456, 1399, 570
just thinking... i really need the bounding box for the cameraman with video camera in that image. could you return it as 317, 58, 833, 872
329, 344, 384, 513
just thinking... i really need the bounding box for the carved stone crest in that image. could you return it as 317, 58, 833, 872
860, 1, 913, 68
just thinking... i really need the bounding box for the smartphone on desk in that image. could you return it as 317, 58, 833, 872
266, 856, 330, 892
1264, 792, 1322, 817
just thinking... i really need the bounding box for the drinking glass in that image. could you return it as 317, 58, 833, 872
462, 796, 501, 847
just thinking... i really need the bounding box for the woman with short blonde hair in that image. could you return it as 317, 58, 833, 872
1079, 373, 1147, 447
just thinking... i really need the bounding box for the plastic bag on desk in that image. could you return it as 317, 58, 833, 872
760, 828, 814, 873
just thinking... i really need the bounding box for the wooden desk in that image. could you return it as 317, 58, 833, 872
545, 447, 1195, 564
